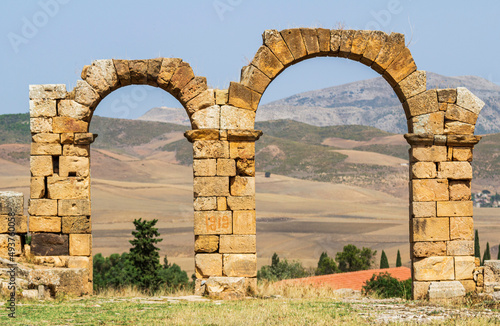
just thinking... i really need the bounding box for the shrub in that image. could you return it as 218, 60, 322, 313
362, 272, 411, 300
257, 253, 310, 281
315, 252, 338, 275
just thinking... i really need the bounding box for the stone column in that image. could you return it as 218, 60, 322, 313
186, 127, 262, 297
406, 133, 480, 299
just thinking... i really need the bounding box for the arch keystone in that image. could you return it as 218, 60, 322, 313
300, 28, 320, 56
146, 58, 163, 87
339, 29, 356, 58
112, 59, 131, 86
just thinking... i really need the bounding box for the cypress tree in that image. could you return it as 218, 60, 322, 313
474, 229, 481, 260
396, 250, 402, 267
380, 250, 389, 269
483, 242, 491, 265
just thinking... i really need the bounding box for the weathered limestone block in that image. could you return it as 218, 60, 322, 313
450, 217, 474, 240
280, 29, 307, 60
34, 255, 68, 267
146, 58, 162, 87
236, 159, 255, 176
384, 47, 416, 86
413, 281, 430, 300
0, 215, 27, 233
444, 121, 475, 135
30, 216, 61, 232
29, 84, 66, 100
112, 59, 131, 86
456, 87, 485, 114
52, 117, 88, 133
193, 159, 217, 177
0, 192, 23, 215
30, 156, 53, 177
63, 145, 89, 157
395, 70, 427, 102
411, 146, 447, 162
412, 241, 446, 258
87, 59, 119, 94
185, 129, 219, 142
411, 201, 436, 218
62, 216, 91, 234
230, 176, 255, 196
452, 147, 473, 162
217, 197, 227, 211
372, 32, 405, 73
195, 253, 222, 278
67, 256, 90, 269
438, 89, 457, 103
32, 133, 60, 143
227, 82, 261, 111
157, 58, 182, 88
30, 118, 53, 133
47, 177, 90, 199
300, 28, 320, 56
0, 235, 21, 257
240, 65, 271, 94
128, 59, 148, 84
338, 30, 356, 58
412, 179, 449, 202
215, 89, 228, 105
180, 76, 208, 104
455, 256, 475, 280
223, 254, 257, 277
230, 142, 255, 159
217, 159, 236, 176
195, 235, 219, 253
460, 280, 476, 293
428, 281, 465, 301
412, 218, 450, 242
349, 30, 371, 61
58, 100, 91, 121
59, 156, 89, 177
85, 62, 113, 96
445, 104, 478, 125
413, 256, 455, 281
31, 143, 61, 156
227, 130, 262, 141
74, 133, 96, 145
31, 177, 45, 199
411, 162, 437, 179
404, 90, 439, 118
193, 197, 217, 211
29, 199, 57, 216
193, 140, 228, 159
186, 89, 216, 116
58, 199, 91, 216
189, 101, 219, 127
203, 277, 250, 299
330, 29, 342, 53
359, 31, 386, 65
193, 177, 229, 197
437, 162, 472, 180
194, 211, 232, 235
447, 240, 474, 256
73, 80, 100, 108
220, 105, 255, 130
262, 30, 294, 66
219, 235, 256, 253
436, 201, 473, 217
227, 196, 255, 211
69, 234, 91, 256
449, 181, 471, 201
250, 46, 284, 79
411, 112, 444, 134
30, 99, 56, 118
233, 210, 256, 234
167, 62, 195, 95
31, 233, 69, 256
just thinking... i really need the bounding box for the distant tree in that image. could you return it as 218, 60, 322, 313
474, 230, 481, 261
380, 250, 389, 269
483, 242, 491, 265
129, 218, 163, 291
272, 252, 280, 267
158, 256, 189, 289
257, 253, 310, 281
362, 272, 411, 300
396, 250, 402, 267
336, 244, 377, 272
315, 252, 338, 275
482, 189, 491, 194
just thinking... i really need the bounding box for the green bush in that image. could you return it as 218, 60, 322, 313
257, 253, 310, 281
336, 244, 376, 272
362, 272, 411, 300
315, 252, 338, 275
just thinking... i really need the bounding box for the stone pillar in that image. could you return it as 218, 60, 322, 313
186, 127, 261, 296
28, 84, 94, 294
406, 133, 480, 299
0, 191, 26, 257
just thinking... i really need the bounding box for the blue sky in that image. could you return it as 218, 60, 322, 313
1, 0, 499, 119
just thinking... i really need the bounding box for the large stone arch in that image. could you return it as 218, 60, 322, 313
25, 28, 486, 300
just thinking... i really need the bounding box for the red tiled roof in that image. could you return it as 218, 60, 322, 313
276, 267, 411, 291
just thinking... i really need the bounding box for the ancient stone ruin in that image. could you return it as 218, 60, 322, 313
3, 28, 498, 299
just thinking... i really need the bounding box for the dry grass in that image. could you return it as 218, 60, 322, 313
256, 280, 340, 299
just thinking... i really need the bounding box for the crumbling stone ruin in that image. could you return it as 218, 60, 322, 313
5, 28, 498, 300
